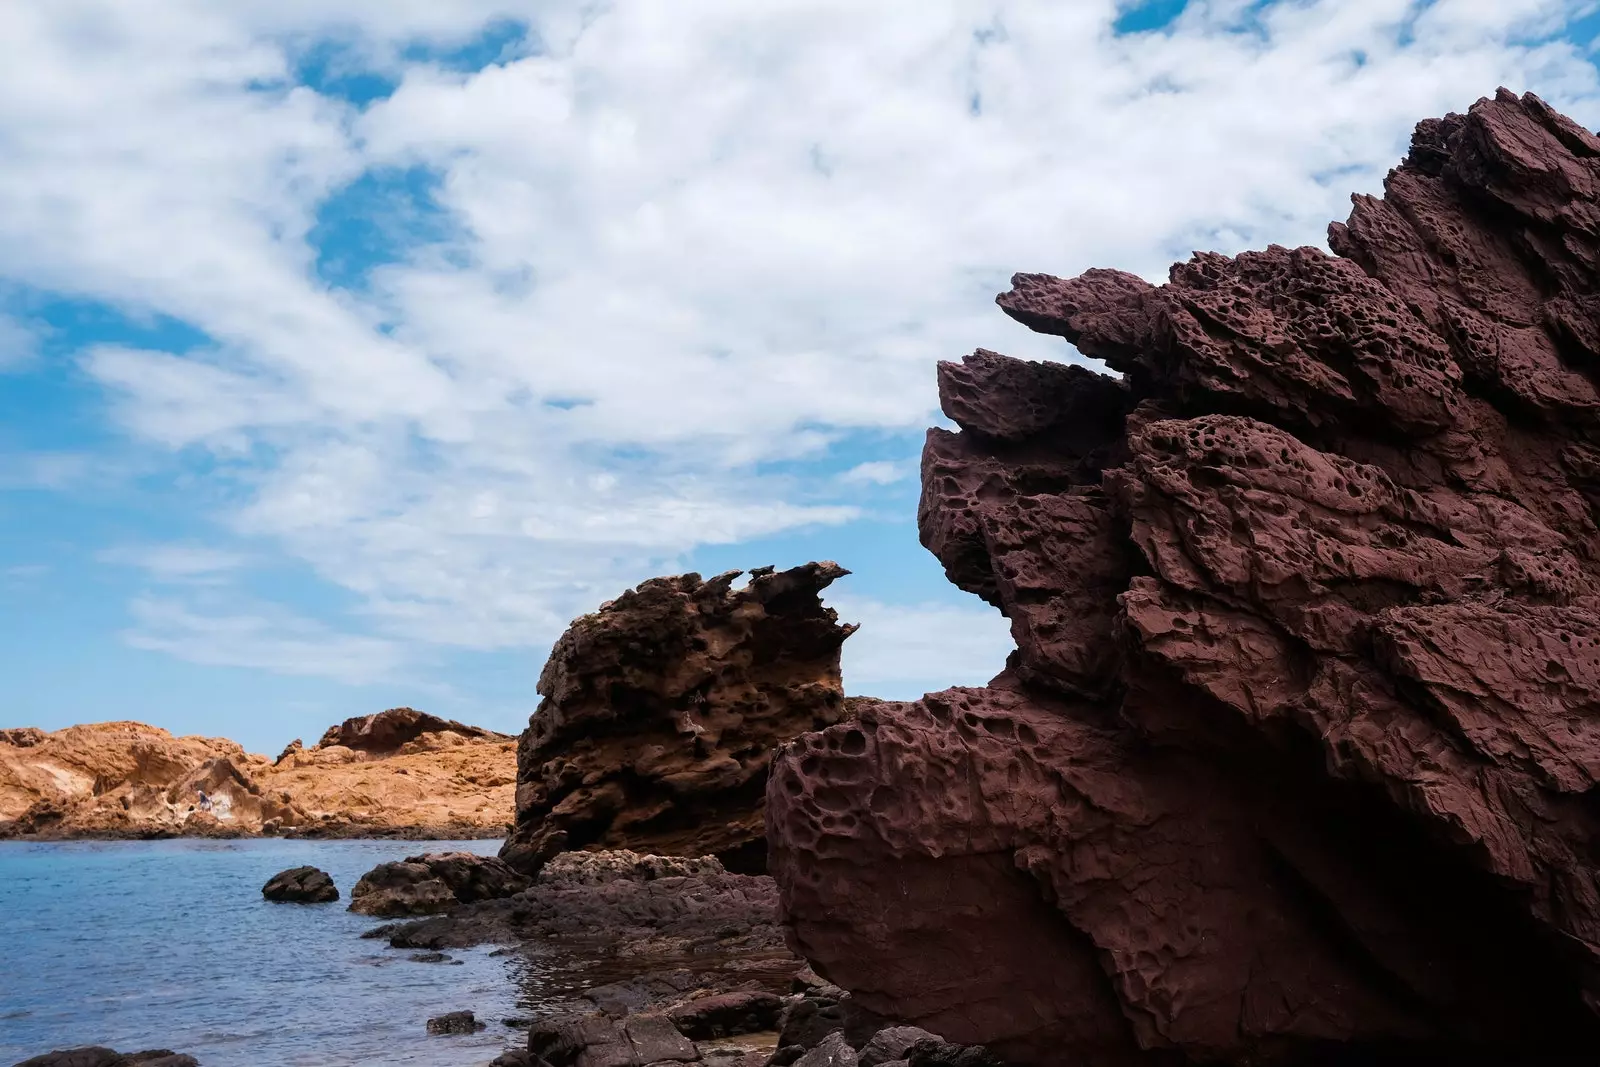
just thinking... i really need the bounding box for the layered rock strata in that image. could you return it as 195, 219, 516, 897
501, 564, 856, 876
768, 89, 1600, 1066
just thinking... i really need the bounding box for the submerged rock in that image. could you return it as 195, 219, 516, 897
768, 89, 1600, 1066
500, 563, 857, 877
260, 865, 337, 903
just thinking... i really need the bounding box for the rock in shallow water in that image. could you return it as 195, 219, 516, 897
260, 865, 337, 903
767, 88, 1600, 1067
425, 1010, 485, 1035
349, 851, 530, 917
13, 1049, 198, 1067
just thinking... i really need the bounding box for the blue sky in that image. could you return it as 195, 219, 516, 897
5, 0, 1600, 753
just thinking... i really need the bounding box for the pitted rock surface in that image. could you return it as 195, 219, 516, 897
768, 89, 1600, 1066
501, 563, 856, 876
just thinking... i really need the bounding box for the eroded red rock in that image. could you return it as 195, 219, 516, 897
501, 563, 857, 876
768, 89, 1600, 1066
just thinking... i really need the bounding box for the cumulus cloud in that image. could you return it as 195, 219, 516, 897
4, 1, 1600, 688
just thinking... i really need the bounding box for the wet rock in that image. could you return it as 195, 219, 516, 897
767, 89, 1600, 1066
488, 1051, 539, 1067
500, 563, 857, 877
406, 951, 461, 964
527, 1013, 699, 1067
666, 991, 784, 1040
426, 1010, 486, 1035
260, 865, 337, 903
13, 1050, 198, 1067
349, 851, 530, 917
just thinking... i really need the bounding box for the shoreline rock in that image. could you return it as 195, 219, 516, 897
0, 709, 516, 841
500, 564, 857, 878
13, 1049, 199, 1067
261, 866, 338, 903
767, 88, 1600, 1066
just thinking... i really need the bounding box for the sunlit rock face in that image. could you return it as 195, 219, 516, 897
768, 89, 1600, 1067
502, 562, 856, 877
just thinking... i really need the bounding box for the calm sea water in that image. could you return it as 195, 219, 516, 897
0, 838, 531, 1067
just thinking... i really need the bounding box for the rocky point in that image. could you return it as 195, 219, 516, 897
767, 88, 1600, 1066
501, 563, 857, 876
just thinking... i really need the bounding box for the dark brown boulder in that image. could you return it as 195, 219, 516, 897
501, 563, 856, 877
527, 1013, 699, 1067
426, 1011, 486, 1035
665, 990, 783, 1040
13, 1050, 198, 1067
768, 89, 1600, 1066
316, 707, 509, 755
261, 865, 337, 903
349, 851, 530, 917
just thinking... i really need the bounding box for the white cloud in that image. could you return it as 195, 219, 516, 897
123, 596, 408, 684
840, 461, 911, 486
3, 1, 1600, 685
98, 543, 249, 581
0, 313, 39, 370
834, 596, 1014, 697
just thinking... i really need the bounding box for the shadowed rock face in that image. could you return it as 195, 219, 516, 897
768, 89, 1600, 1066
501, 563, 857, 876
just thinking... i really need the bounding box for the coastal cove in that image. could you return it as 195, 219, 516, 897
1, 839, 527, 1067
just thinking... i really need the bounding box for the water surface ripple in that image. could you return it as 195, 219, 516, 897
0, 838, 524, 1066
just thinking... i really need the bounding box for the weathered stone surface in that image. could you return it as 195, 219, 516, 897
857, 1028, 941, 1067
261, 865, 338, 903
426, 1010, 487, 1035
316, 707, 510, 755
501, 563, 856, 877
349, 851, 530, 917
768, 89, 1600, 1066
0, 711, 516, 840
792, 1033, 856, 1067
13, 1049, 198, 1067
665, 991, 783, 1040
528, 1013, 699, 1067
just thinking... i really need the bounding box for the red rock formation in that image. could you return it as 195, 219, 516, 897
767, 89, 1600, 1066
501, 563, 856, 876
315, 707, 510, 754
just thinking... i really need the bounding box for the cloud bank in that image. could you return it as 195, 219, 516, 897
4, 0, 1600, 703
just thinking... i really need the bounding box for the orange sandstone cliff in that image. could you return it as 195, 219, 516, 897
0, 708, 516, 839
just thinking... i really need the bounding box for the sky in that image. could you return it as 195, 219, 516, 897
5, 0, 1600, 754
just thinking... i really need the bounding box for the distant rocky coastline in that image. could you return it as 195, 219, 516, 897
0, 708, 516, 840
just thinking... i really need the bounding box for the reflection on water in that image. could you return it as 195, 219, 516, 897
0, 838, 525, 1067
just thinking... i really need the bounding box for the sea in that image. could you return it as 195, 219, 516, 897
0, 838, 539, 1067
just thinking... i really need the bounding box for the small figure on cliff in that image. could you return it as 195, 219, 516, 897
195, 788, 213, 813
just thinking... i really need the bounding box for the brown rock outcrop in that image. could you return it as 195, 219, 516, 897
768, 89, 1600, 1066
501, 563, 856, 876
0, 709, 516, 839
315, 707, 509, 754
